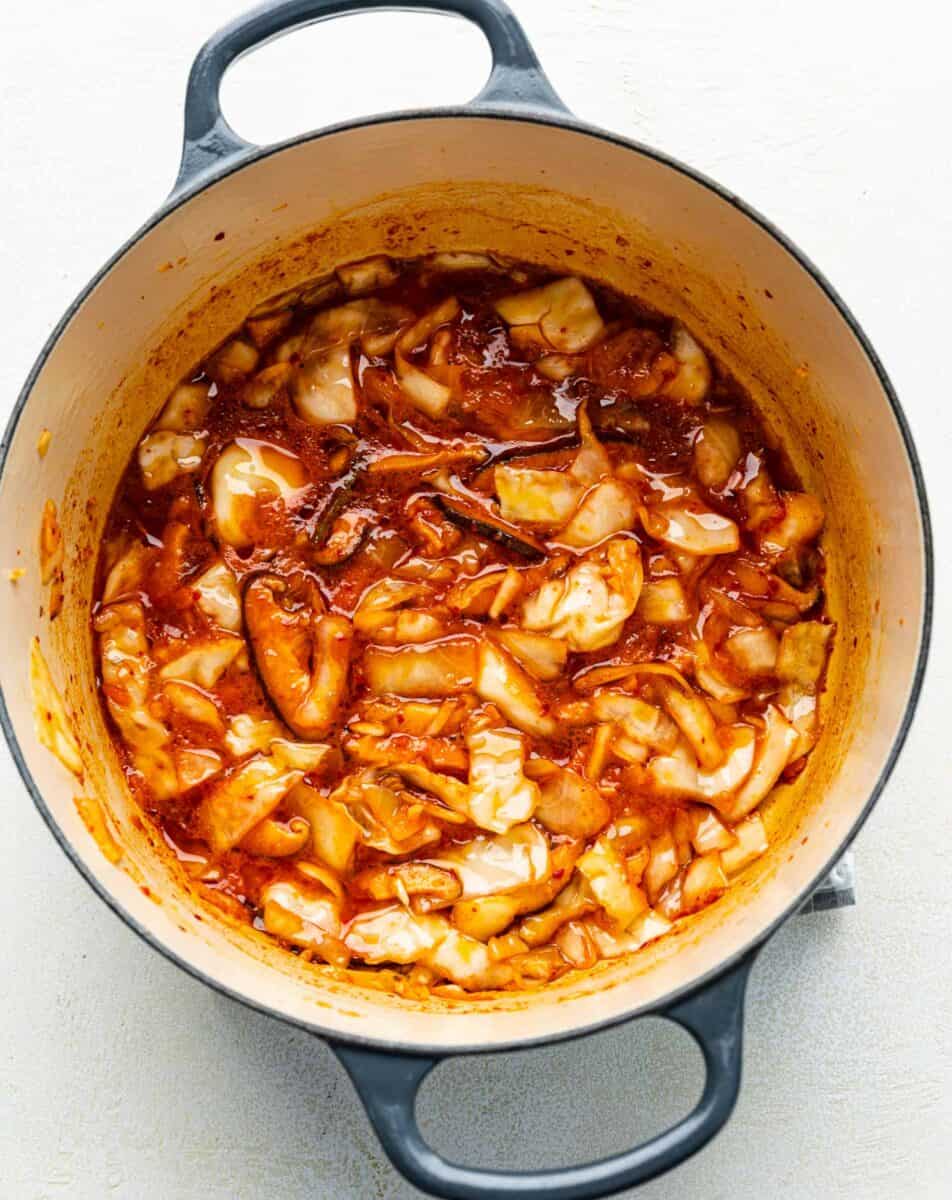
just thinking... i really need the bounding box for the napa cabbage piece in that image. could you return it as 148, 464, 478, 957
776, 621, 833, 687
426, 251, 494, 272
261, 877, 348, 965
517, 875, 595, 946
530, 763, 605, 840
726, 626, 779, 677
330, 769, 442, 856
354, 578, 442, 644
153, 382, 211, 433
161, 681, 223, 733
344, 906, 514, 989
292, 343, 357, 426
466, 729, 541, 830
206, 338, 259, 385
494, 466, 581, 528
452, 841, 583, 940
428, 823, 550, 899
157, 637, 245, 688
577, 836, 648, 928
395, 353, 453, 418
591, 691, 679, 751
306, 296, 412, 351
719, 705, 798, 822
475, 639, 556, 737
396, 727, 540, 834
493, 404, 613, 530
285, 783, 360, 873
244, 575, 352, 739
489, 629, 567, 682
337, 255, 400, 295
557, 479, 639, 548
721, 813, 769, 874
776, 684, 819, 762
694, 417, 741, 488
364, 637, 478, 697
224, 713, 285, 759
660, 323, 710, 404
521, 537, 644, 651
584, 909, 673, 958
101, 538, 153, 604
138, 430, 207, 491
95, 600, 177, 799
689, 806, 736, 854
211, 440, 307, 548
646, 725, 756, 803
197, 740, 332, 853
637, 577, 691, 625
641, 503, 740, 556
192, 560, 242, 632
655, 679, 724, 769
759, 492, 825, 555
495, 277, 605, 353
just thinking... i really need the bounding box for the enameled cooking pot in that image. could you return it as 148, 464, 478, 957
0, 2, 932, 1196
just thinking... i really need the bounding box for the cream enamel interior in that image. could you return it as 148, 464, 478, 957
0, 116, 927, 1049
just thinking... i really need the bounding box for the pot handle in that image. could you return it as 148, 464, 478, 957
173, 0, 567, 195
332, 951, 756, 1200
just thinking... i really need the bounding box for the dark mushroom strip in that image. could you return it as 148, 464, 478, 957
433, 494, 546, 560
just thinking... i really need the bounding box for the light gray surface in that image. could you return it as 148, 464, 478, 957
1, 1, 949, 1197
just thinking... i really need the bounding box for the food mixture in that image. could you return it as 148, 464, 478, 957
94, 253, 833, 995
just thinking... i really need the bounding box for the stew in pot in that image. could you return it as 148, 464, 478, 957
93, 253, 832, 995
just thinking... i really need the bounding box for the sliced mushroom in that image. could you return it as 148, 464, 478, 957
244, 575, 351, 740
240, 815, 311, 857
313, 509, 371, 566
434, 494, 546, 559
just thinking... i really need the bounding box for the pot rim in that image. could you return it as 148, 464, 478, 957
0, 106, 934, 1056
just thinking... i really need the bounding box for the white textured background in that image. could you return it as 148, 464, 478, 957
2, 2, 950, 1197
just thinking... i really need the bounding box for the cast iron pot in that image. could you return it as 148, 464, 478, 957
0, 2, 932, 1197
